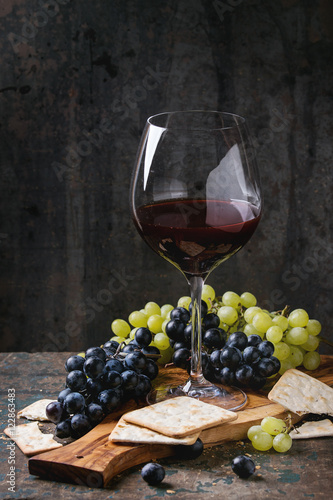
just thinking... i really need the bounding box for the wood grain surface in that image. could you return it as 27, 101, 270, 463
28, 356, 333, 488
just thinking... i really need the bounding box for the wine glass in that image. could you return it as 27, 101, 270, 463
130, 111, 262, 410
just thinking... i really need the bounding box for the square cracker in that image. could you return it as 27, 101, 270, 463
289, 419, 333, 439
109, 416, 200, 445
4, 421, 62, 456
17, 399, 56, 421
122, 396, 237, 438
268, 368, 333, 416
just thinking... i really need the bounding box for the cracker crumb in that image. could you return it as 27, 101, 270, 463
256, 465, 261, 469
245, 453, 252, 457
167, 490, 176, 494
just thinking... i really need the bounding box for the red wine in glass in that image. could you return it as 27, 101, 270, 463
134, 199, 261, 278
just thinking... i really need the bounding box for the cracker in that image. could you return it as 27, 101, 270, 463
268, 369, 333, 416
109, 416, 200, 445
17, 399, 56, 421
289, 419, 333, 439
122, 396, 237, 437
4, 421, 62, 456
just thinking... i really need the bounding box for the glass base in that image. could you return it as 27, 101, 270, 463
147, 376, 247, 411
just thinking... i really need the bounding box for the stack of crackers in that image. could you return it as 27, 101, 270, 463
109, 396, 238, 445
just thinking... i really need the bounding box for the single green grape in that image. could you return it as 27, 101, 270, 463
244, 323, 264, 338
288, 308, 309, 328
273, 341, 291, 361
251, 431, 273, 451
305, 319, 322, 336
111, 319, 131, 337
111, 335, 126, 344
272, 315, 289, 332
272, 433, 292, 452
147, 314, 164, 334
154, 332, 170, 350
261, 417, 286, 435
129, 327, 138, 340
252, 311, 273, 333
144, 301, 161, 317
266, 325, 283, 343
247, 425, 263, 441
222, 291, 241, 308
279, 359, 294, 375
285, 327, 309, 345
286, 345, 304, 367
217, 306, 238, 326
161, 319, 169, 334
303, 351, 321, 370
157, 346, 174, 364
128, 310, 148, 328
243, 306, 262, 324
240, 291, 257, 308
202, 284, 216, 303
177, 296, 191, 309
301, 334, 320, 352
160, 304, 174, 318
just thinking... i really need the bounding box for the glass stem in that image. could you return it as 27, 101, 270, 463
189, 275, 205, 384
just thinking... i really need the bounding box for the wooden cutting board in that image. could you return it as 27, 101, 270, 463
29, 355, 333, 488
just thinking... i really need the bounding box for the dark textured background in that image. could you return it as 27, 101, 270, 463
0, 0, 332, 353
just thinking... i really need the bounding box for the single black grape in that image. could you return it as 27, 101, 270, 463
176, 438, 204, 460
133, 374, 152, 398
242, 346, 261, 365
141, 462, 165, 485
66, 370, 87, 392
124, 351, 147, 372
83, 356, 105, 379
231, 455, 256, 478
172, 348, 191, 370
97, 389, 121, 413
165, 319, 186, 342
135, 327, 153, 347
63, 392, 85, 414
203, 328, 226, 349
250, 373, 266, 390
247, 334, 262, 347
103, 370, 122, 389
86, 403, 105, 424
104, 358, 124, 374
235, 364, 254, 386
143, 358, 159, 380
70, 413, 92, 438
58, 387, 72, 404
170, 306, 191, 324
121, 370, 139, 391
85, 346, 106, 362
210, 349, 223, 369
220, 346, 242, 370
219, 366, 236, 386
45, 401, 66, 424
226, 331, 248, 351
257, 340, 275, 358
256, 357, 279, 377
65, 355, 85, 373
55, 418, 72, 439
202, 313, 220, 330
86, 377, 104, 396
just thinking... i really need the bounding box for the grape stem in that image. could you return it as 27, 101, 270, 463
318, 336, 333, 349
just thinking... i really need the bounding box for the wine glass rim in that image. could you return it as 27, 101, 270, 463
147, 110, 246, 131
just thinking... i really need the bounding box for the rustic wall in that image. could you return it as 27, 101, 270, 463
0, 0, 332, 353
